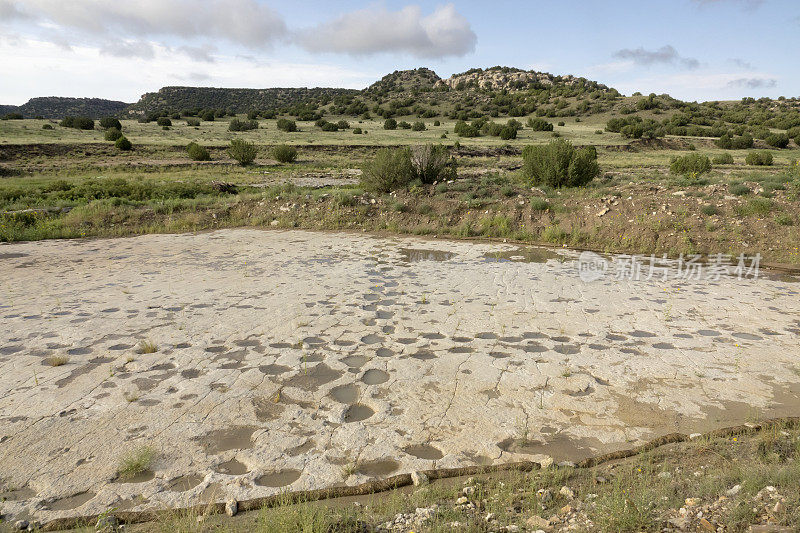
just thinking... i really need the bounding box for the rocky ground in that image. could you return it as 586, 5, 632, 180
0, 229, 799, 531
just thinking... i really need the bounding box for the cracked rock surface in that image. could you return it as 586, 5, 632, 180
0, 228, 798, 522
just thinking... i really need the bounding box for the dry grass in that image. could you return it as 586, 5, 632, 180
45, 355, 69, 366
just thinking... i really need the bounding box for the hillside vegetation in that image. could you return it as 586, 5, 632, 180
0, 97, 130, 119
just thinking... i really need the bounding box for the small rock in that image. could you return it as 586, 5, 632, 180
537, 488, 553, 502
657, 471, 672, 479
225, 498, 238, 517
484, 512, 495, 522
726, 484, 741, 496
411, 471, 429, 486
455, 496, 469, 505
270, 219, 279, 226
668, 517, 689, 529
539, 456, 554, 469
557, 461, 575, 468
773, 500, 785, 514
685, 497, 701, 507
699, 517, 715, 532
526, 516, 551, 531
559, 486, 574, 499
462, 485, 475, 496
559, 504, 572, 514
14, 520, 29, 531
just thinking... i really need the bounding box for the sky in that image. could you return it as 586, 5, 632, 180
0, 0, 797, 105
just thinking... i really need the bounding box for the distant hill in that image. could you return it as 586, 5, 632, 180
123, 67, 622, 120
126, 86, 358, 116
1, 97, 131, 119
440, 66, 611, 93
365, 67, 442, 95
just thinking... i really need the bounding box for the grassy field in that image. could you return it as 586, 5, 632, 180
1, 115, 799, 265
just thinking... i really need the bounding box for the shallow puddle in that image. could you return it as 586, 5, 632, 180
199, 426, 256, 454
482, 247, 565, 264
167, 474, 203, 492
403, 443, 444, 460
343, 403, 374, 422
215, 459, 249, 475
45, 491, 95, 511
255, 469, 302, 488
356, 459, 399, 477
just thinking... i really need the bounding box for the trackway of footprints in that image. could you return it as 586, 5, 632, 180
1, 228, 799, 521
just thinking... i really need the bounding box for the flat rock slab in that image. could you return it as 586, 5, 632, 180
1, 229, 799, 521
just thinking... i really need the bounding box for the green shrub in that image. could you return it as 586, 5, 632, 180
99, 117, 121, 130
227, 139, 258, 165
60, 116, 94, 130
412, 121, 426, 131
701, 205, 719, 216
746, 151, 773, 166
729, 183, 751, 196
712, 153, 734, 165
104, 128, 123, 142
115, 137, 132, 151
353, 127, 363, 134
361, 148, 414, 193
271, 144, 297, 163
409, 144, 456, 184
276, 118, 297, 132
716, 133, 753, 149
228, 118, 258, 132
454, 120, 480, 137
433, 120, 441, 126
522, 139, 599, 188
670, 153, 712, 176
527, 117, 553, 131
186, 118, 200, 127
558, 121, 565, 126
775, 213, 795, 226
201, 110, 215, 121
42, 124, 53, 130
766, 133, 790, 149
529, 197, 550, 211
384, 118, 397, 130
186, 142, 211, 161
737, 197, 773, 217
156, 117, 172, 127
499, 126, 517, 140
336, 120, 350, 130
398, 121, 412, 129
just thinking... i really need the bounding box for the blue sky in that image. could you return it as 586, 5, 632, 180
0, 0, 796, 105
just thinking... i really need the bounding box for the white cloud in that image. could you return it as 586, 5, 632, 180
100, 40, 156, 60
613, 45, 699, 70
1, 0, 287, 48
727, 77, 777, 89
613, 72, 779, 101
295, 3, 476, 58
